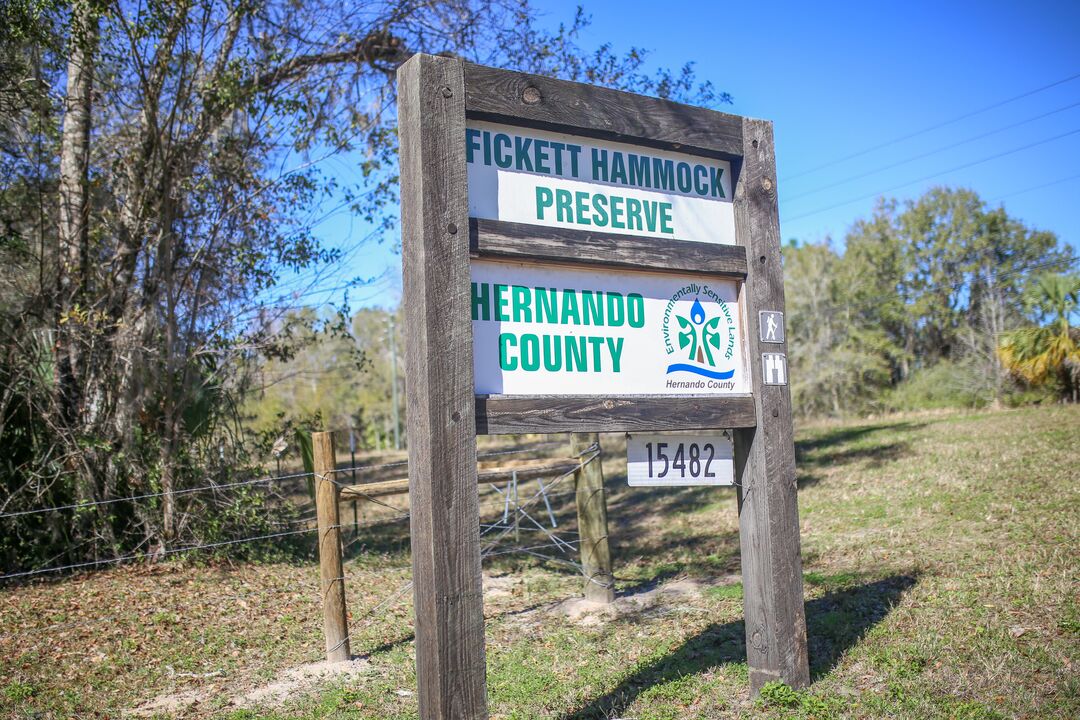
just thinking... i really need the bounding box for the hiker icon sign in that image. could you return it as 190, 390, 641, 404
759, 310, 785, 344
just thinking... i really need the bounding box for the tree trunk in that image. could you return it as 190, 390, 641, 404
55, 1, 98, 427
54, 2, 106, 549
159, 419, 178, 547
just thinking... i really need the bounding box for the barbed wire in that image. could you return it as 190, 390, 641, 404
1, 533, 587, 643
481, 539, 581, 560
310, 579, 416, 663
327, 459, 408, 475
332, 445, 598, 580
1, 575, 320, 641
3, 446, 601, 647
0, 470, 315, 520
0, 527, 316, 581
1, 441, 569, 521
323, 440, 569, 480
480, 447, 600, 557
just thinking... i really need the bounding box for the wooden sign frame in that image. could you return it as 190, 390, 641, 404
398, 53, 808, 719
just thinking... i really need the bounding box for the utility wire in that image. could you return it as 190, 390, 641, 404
785, 100, 1080, 202
781, 127, 1080, 223
781, 70, 1080, 182
988, 172, 1080, 203
917, 256, 1079, 295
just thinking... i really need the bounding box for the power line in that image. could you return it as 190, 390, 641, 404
936, 256, 1080, 294
781, 127, 1080, 224
988, 172, 1080, 203
785, 100, 1080, 202
781, 70, 1080, 182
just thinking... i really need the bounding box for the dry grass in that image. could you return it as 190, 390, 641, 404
2, 405, 1078, 719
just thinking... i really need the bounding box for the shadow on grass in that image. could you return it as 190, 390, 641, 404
605, 480, 736, 544
794, 421, 926, 488
795, 421, 925, 454
342, 518, 412, 561
562, 574, 918, 720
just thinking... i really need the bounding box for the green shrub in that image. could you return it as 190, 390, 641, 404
882, 361, 990, 412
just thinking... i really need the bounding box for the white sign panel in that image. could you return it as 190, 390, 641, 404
471, 260, 748, 395
467, 120, 735, 245
627, 433, 735, 486
762, 353, 787, 385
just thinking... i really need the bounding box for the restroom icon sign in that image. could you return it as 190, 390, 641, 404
762, 353, 787, 386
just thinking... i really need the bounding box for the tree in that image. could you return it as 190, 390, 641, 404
783, 239, 893, 416
350, 306, 404, 450
243, 308, 364, 433
1, 0, 726, 568
998, 273, 1080, 402
243, 306, 405, 451
783, 187, 1075, 416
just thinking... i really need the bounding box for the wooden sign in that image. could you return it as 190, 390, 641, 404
398, 54, 809, 719
471, 261, 747, 395
466, 122, 735, 244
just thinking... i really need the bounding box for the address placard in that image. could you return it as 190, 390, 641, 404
467, 120, 735, 245
626, 432, 735, 486
471, 259, 748, 395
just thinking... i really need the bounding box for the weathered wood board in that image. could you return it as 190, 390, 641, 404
398, 54, 809, 718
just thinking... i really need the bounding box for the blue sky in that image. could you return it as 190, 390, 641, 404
299, 0, 1080, 311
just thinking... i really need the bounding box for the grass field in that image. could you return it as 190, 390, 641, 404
2, 405, 1078, 719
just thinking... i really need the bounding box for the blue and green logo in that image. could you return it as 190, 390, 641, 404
662, 285, 736, 380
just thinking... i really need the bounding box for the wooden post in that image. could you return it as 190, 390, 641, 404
398, 54, 488, 719
733, 118, 810, 694
511, 470, 520, 544
350, 428, 358, 534
572, 433, 615, 604
313, 431, 350, 663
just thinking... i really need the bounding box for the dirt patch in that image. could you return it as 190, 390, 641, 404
126, 688, 208, 718
482, 571, 522, 599
232, 657, 370, 708
552, 577, 714, 626
126, 658, 370, 716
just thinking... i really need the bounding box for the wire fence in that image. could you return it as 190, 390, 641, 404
0, 470, 316, 520
2, 437, 605, 660
0, 440, 596, 591
298, 442, 603, 662
1, 439, 567, 523
0, 528, 318, 581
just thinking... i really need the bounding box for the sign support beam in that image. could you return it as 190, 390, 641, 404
398, 55, 811, 709
733, 118, 811, 693
398, 54, 488, 719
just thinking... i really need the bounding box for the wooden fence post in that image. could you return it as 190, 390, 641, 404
572, 433, 615, 604
732, 118, 810, 694
398, 53, 488, 718
314, 430, 350, 663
